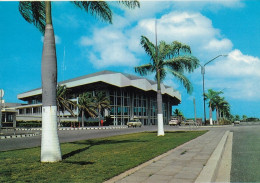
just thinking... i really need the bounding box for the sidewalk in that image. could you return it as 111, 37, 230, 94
105, 128, 229, 183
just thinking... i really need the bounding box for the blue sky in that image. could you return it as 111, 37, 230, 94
0, 0, 260, 119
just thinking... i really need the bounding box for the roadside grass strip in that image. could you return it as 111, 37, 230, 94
0, 131, 206, 183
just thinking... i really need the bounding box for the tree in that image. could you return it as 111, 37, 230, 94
235, 115, 240, 121
135, 36, 199, 136
19, 1, 140, 162
56, 85, 76, 126
78, 92, 97, 127
173, 109, 183, 117
94, 91, 110, 126
173, 109, 184, 122
212, 96, 229, 124
242, 115, 247, 122
204, 89, 223, 125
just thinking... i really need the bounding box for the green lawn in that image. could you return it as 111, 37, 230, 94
0, 131, 206, 183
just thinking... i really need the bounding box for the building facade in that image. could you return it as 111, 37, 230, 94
16, 70, 181, 126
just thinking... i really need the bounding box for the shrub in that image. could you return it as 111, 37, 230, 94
16, 121, 42, 128
218, 119, 232, 125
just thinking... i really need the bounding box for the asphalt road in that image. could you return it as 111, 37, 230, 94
0, 126, 175, 152
231, 124, 260, 182
0, 125, 206, 152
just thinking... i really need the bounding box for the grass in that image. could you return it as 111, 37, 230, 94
0, 131, 206, 183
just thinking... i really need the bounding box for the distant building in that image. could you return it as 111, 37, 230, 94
0, 102, 21, 127
16, 70, 181, 126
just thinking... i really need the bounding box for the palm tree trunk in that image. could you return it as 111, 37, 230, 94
157, 70, 164, 136
216, 107, 218, 125
98, 108, 101, 126
209, 103, 213, 125
40, 1, 62, 162
81, 110, 84, 127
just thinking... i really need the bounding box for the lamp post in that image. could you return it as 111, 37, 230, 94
0, 89, 4, 128
200, 55, 227, 125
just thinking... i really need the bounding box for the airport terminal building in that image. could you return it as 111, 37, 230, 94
16, 70, 181, 126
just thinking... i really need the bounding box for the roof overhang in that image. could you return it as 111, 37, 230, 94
18, 71, 181, 102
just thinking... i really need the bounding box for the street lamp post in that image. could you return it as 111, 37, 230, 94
200, 55, 227, 125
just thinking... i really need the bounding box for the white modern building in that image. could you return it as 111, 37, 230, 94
16, 70, 181, 126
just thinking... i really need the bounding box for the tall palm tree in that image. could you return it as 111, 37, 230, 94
135, 36, 199, 136
78, 92, 97, 127
56, 85, 76, 126
212, 96, 228, 124
94, 91, 110, 126
204, 89, 223, 125
173, 109, 184, 122
19, 1, 140, 162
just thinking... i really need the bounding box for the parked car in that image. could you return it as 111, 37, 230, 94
169, 117, 181, 126
127, 119, 142, 128
234, 120, 240, 125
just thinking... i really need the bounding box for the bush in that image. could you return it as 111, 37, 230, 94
218, 119, 232, 125
17, 121, 42, 128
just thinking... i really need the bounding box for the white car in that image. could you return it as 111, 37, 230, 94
127, 119, 142, 128
234, 120, 240, 125
169, 117, 180, 126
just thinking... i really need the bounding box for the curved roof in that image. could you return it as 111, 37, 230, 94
18, 70, 181, 101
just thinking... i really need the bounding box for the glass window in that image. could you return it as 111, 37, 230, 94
124, 98, 128, 106
111, 107, 115, 115
134, 107, 137, 115
117, 107, 121, 115
117, 97, 121, 105
110, 96, 114, 105
124, 107, 128, 115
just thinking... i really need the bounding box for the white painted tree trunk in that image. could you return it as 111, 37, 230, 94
157, 113, 164, 136
209, 106, 213, 125
41, 106, 62, 162
157, 90, 164, 136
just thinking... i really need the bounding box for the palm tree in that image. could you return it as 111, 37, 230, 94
204, 89, 223, 125
135, 36, 199, 136
19, 1, 140, 162
173, 109, 184, 121
56, 85, 76, 126
94, 91, 110, 126
78, 92, 97, 127
212, 96, 229, 124
242, 115, 247, 122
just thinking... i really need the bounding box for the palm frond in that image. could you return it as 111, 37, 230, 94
19, 1, 46, 35
140, 36, 157, 63
134, 63, 153, 76
118, 0, 140, 9
158, 41, 171, 61
170, 41, 192, 56
168, 69, 193, 94
72, 1, 112, 23
165, 56, 199, 73
78, 92, 97, 118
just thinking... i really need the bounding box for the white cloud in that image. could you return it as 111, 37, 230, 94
204, 38, 233, 52
205, 49, 260, 100
79, 26, 140, 68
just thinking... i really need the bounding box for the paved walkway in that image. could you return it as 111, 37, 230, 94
106, 128, 228, 183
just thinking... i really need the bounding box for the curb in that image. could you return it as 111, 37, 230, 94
215, 132, 233, 182
0, 127, 127, 140
0, 133, 40, 140
14, 126, 128, 131
195, 130, 230, 183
